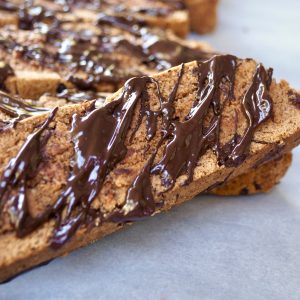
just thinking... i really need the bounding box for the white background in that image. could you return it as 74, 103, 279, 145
1, 0, 300, 299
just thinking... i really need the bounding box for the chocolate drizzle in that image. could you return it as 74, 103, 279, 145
51, 76, 157, 247
0, 3, 211, 91
55, 86, 100, 103
0, 108, 57, 237
0, 63, 14, 90
225, 64, 273, 166
0, 55, 274, 248
97, 14, 147, 36
0, 0, 18, 12
18, 5, 59, 31
152, 56, 237, 188
113, 0, 186, 17
0, 91, 50, 131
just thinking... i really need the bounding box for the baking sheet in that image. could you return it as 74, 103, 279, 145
1, 0, 300, 299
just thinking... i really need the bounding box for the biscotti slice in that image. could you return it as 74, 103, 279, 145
0, 84, 293, 197
0, 0, 220, 36
185, 0, 219, 33
209, 152, 292, 195
1, 55, 300, 282
0, 22, 213, 98
0, 87, 292, 197
35, 91, 294, 198
0, 0, 190, 37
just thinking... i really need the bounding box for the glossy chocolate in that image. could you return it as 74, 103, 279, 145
55, 86, 99, 103
18, 5, 59, 30
0, 108, 57, 237
0, 55, 274, 248
224, 64, 273, 166
0, 63, 13, 90
0, 91, 49, 130
0, 0, 18, 12
0, 2, 211, 91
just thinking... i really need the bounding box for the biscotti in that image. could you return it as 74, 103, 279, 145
210, 152, 292, 195
0, 88, 292, 197
185, 0, 219, 33
0, 56, 300, 282
0, 0, 219, 36
0, 21, 212, 98
0, 0, 190, 37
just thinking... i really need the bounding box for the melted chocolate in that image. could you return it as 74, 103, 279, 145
145, 39, 212, 70
18, 5, 59, 31
152, 56, 237, 187
0, 4, 212, 91
51, 76, 157, 247
0, 63, 14, 90
0, 108, 57, 237
225, 65, 273, 166
0, 55, 274, 248
0, 91, 50, 131
54, 0, 103, 12
113, 0, 186, 17
55, 87, 100, 103
0, 0, 18, 12
97, 14, 147, 36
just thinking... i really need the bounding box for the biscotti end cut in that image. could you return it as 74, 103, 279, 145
210, 152, 292, 195
185, 0, 219, 33
0, 56, 300, 282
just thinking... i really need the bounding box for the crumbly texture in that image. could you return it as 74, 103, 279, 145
185, 0, 219, 33
0, 59, 300, 282
210, 152, 292, 195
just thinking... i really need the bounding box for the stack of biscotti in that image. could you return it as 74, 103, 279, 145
0, 22, 212, 99
0, 1, 293, 195
0, 0, 291, 196
0, 0, 218, 36
0, 56, 300, 282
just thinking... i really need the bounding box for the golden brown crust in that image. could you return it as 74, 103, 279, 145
0, 59, 299, 282
210, 153, 292, 195
185, 0, 219, 33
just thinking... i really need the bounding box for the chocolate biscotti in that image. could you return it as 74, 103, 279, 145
0, 21, 212, 98
0, 0, 218, 36
0, 88, 292, 197
0, 0, 190, 37
0, 56, 300, 282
